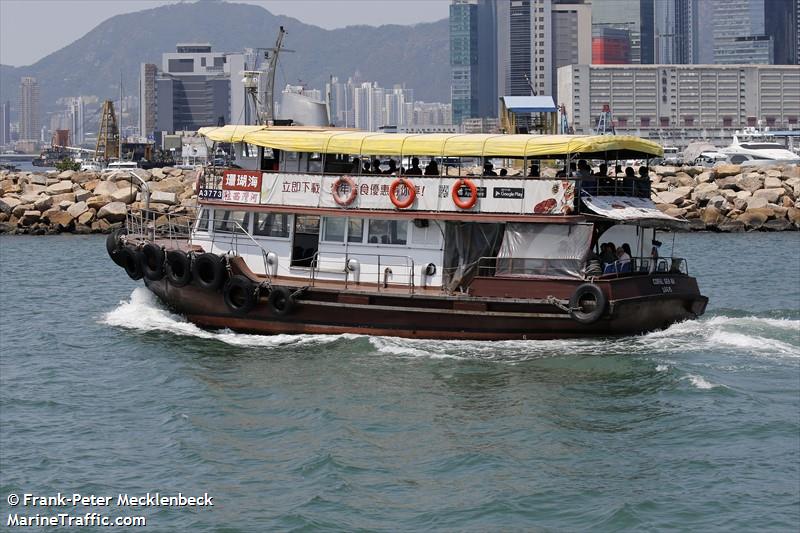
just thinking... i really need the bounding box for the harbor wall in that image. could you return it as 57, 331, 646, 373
0, 164, 798, 235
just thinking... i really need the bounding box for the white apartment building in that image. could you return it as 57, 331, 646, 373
558, 64, 800, 145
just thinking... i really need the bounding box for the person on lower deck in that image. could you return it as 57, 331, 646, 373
406, 157, 422, 175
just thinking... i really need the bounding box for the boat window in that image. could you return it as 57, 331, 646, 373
294, 215, 320, 234
322, 217, 346, 242
241, 143, 258, 158
195, 208, 210, 232
214, 210, 250, 234
367, 219, 408, 245
252, 212, 290, 238
496, 223, 593, 279
347, 219, 364, 243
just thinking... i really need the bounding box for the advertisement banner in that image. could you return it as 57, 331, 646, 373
222, 169, 262, 205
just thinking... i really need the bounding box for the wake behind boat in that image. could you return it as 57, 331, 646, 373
105, 127, 707, 340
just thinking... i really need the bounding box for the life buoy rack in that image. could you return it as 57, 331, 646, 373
568, 283, 607, 324
332, 176, 357, 206
389, 178, 416, 209
451, 178, 478, 209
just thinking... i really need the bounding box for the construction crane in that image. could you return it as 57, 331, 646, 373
95, 100, 119, 160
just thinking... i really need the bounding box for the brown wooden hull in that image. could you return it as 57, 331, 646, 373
141, 273, 708, 340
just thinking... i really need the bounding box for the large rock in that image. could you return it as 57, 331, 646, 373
717, 219, 745, 233
46, 180, 74, 195
57, 170, 76, 180
696, 171, 714, 184
1, 179, 21, 194
150, 190, 178, 205
20, 210, 41, 226
764, 176, 782, 189
692, 182, 719, 202
707, 195, 732, 212
86, 195, 112, 210
28, 174, 48, 185
736, 173, 764, 193
0, 196, 23, 214
70, 172, 95, 184
714, 164, 741, 178
50, 192, 75, 205
684, 166, 704, 177
93, 180, 119, 196
77, 209, 96, 225
738, 210, 768, 229
74, 188, 91, 202
12, 203, 33, 218
746, 196, 769, 210
111, 187, 137, 204
169, 168, 184, 177
22, 183, 47, 195
664, 206, 687, 217
753, 188, 784, 204
151, 167, 165, 179
763, 218, 792, 231
653, 190, 685, 205
715, 175, 740, 190
97, 201, 128, 222
47, 210, 75, 230
701, 206, 722, 226
33, 195, 53, 211
67, 201, 88, 218
150, 177, 185, 194
787, 207, 800, 226
747, 207, 775, 220
652, 182, 670, 192
675, 172, 695, 187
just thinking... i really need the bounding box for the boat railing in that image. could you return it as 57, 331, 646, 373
124, 208, 276, 282
308, 250, 416, 294
472, 255, 689, 279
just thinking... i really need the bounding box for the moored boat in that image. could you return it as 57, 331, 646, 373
107, 127, 707, 340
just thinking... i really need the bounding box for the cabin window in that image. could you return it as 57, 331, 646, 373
214, 210, 250, 234
252, 212, 290, 238
241, 143, 258, 158
347, 219, 364, 243
322, 217, 346, 242
367, 219, 408, 245
195, 208, 210, 232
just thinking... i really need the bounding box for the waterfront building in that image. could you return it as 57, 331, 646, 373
140, 44, 245, 136
450, 0, 498, 125
18, 77, 40, 142
0, 100, 10, 146
558, 64, 800, 146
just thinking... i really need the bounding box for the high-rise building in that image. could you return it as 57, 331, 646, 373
142, 44, 246, 134
551, 1, 592, 96
593, 27, 632, 64
592, 0, 654, 64
497, 0, 553, 97
449, 0, 497, 125
69, 97, 85, 146
711, 0, 797, 65
18, 77, 40, 141
0, 101, 10, 146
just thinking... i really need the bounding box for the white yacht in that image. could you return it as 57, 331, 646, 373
720, 127, 800, 165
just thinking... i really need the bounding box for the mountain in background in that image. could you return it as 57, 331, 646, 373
0, 0, 450, 121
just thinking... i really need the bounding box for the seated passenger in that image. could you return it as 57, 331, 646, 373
623, 166, 636, 195
617, 246, 632, 272
405, 157, 423, 175
362, 160, 372, 174
383, 159, 398, 175
600, 242, 616, 269
499, 168, 508, 176
578, 159, 598, 195
636, 166, 651, 197
372, 158, 383, 174
483, 161, 497, 176
424, 160, 439, 176
351, 157, 361, 174
529, 161, 540, 177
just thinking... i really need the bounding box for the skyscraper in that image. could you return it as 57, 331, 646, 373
712, 0, 797, 64
497, 0, 553, 97
449, 0, 497, 125
0, 101, 10, 146
69, 97, 85, 146
591, 0, 654, 64
18, 77, 40, 141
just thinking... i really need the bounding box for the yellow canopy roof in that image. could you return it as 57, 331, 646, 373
198, 126, 663, 158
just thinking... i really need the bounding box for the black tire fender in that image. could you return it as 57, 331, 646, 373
223, 275, 259, 315
119, 246, 144, 281
165, 250, 192, 287
569, 283, 607, 324
140, 243, 165, 281
192, 253, 226, 291
267, 286, 296, 317
107, 227, 127, 265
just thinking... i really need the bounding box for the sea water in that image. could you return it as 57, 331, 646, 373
1, 233, 798, 531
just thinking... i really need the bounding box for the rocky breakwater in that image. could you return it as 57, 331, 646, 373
650, 163, 800, 232
0, 167, 199, 235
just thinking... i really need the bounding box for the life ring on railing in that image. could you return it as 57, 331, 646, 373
192, 252, 227, 290
568, 283, 607, 324
223, 275, 259, 315
389, 178, 416, 209
165, 250, 192, 287
332, 176, 357, 206
140, 243, 165, 281
451, 178, 478, 209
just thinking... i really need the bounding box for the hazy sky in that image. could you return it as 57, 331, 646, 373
0, 0, 450, 67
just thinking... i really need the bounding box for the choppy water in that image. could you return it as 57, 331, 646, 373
1, 232, 798, 531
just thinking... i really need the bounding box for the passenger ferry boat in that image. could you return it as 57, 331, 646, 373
107, 126, 707, 340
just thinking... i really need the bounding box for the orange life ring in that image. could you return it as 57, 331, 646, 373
332, 176, 357, 206
451, 178, 478, 209
389, 178, 416, 209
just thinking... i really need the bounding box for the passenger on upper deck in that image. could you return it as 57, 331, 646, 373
384, 159, 398, 175
405, 157, 422, 175
499, 168, 508, 176
362, 160, 372, 174
351, 157, 361, 174
529, 161, 540, 177
578, 159, 598, 195
636, 166, 652, 197
371, 158, 383, 174
424, 160, 439, 176
483, 161, 497, 176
